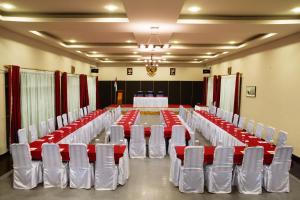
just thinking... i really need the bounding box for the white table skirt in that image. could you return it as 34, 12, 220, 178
133, 97, 168, 108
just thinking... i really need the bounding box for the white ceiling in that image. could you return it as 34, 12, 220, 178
1, 0, 300, 65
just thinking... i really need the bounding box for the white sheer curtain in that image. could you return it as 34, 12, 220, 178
206, 77, 214, 106
67, 75, 80, 115
220, 75, 236, 112
87, 76, 96, 111
21, 70, 55, 136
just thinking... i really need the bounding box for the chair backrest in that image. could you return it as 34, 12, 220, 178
110, 125, 125, 144
233, 114, 239, 127
68, 112, 74, 123
238, 116, 245, 129
216, 108, 222, 118
95, 144, 115, 169
265, 126, 275, 143
270, 146, 293, 172
171, 125, 186, 145
83, 107, 88, 116
227, 112, 233, 123
255, 123, 264, 138
241, 146, 264, 172
130, 125, 145, 142
87, 105, 91, 114
11, 143, 32, 168
184, 146, 204, 168
246, 120, 255, 134
79, 108, 84, 118
213, 146, 234, 166
69, 143, 89, 168
39, 121, 48, 137
42, 143, 63, 169
17, 128, 28, 144
277, 130, 288, 147
47, 117, 56, 133
62, 113, 68, 126
57, 115, 63, 129
29, 124, 38, 142
150, 125, 164, 144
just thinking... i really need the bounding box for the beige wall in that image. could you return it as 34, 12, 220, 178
209, 32, 300, 156
0, 26, 93, 155
98, 64, 203, 81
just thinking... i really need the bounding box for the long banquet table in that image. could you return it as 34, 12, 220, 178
133, 97, 168, 107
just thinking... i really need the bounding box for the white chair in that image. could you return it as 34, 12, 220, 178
245, 120, 255, 134
68, 112, 74, 124
69, 144, 94, 189
79, 108, 84, 118
179, 146, 204, 193
47, 117, 55, 133
62, 113, 68, 126
205, 146, 234, 193
18, 128, 28, 144
265, 126, 275, 143
277, 130, 288, 147
238, 116, 246, 129
83, 107, 88, 116
109, 125, 127, 145
233, 114, 239, 127
57, 115, 63, 129
129, 125, 146, 158
87, 105, 91, 114
39, 121, 48, 137
168, 125, 186, 158
255, 123, 264, 138
42, 143, 68, 188
263, 146, 293, 192
234, 146, 264, 194
28, 125, 38, 142
227, 112, 233, 123
95, 144, 118, 190
11, 143, 42, 189
149, 125, 166, 158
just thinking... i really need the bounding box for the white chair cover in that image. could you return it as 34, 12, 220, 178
47, 118, 55, 133
205, 146, 234, 193
168, 125, 186, 158
233, 114, 239, 127
149, 125, 166, 158
18, 128, 28, 144
83, 107, 88, 116
129, 125, 146, 158
39, 121, 48, 137
246, 120, 255, 134
255, 123, 264, 138
263, 146, 293, 192
227, 112, 233, 123
238, 116, 246, 129
42, 143, 68, 188
234, 146, 264, 194
28, 125, 38, 142
109, 125, 126, 145
62, 113, 68, 126
68, 112, 74, 123
57, 115, 63, 129
265, 126, 275, 143
179, 146, 204, 193
95, 144, 118, 190
79, 108, 84, 118
277, 131, 288, 147
11, 143, 42, 189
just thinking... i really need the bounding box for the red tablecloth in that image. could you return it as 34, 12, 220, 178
175, 146, 274, 165
117, 110, 140, 138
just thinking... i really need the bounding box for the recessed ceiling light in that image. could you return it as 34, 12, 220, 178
104, 58, 109, 60
76, 50, 82, 53
29, 30, 44, 37
291, 7, 300, 13
194, 58, 198, 61
126, 40, 133, 43
172, 41, 179, 44
222, 51, 229, 54
90, 51, 98, 54
104, 4, 118, 12
188, 6, 201, 13
229, 41, 237, 44
166, 52, 171, 55
69, 39, 77, 43
0, 3, 15, 10
133, 51, 138, 54
206, 52, 213, 55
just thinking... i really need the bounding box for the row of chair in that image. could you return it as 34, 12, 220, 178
171, 145, 293, 194
11, 143, 127, 190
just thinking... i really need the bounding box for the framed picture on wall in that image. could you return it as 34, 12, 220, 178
170, 68, 176, 75
127, 67, 133, 75
246, 86, 256, 97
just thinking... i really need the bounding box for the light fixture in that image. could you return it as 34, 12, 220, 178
133, 51, 138, 54
0, 3, 15, 10
262, 33, 277, 39
188, 6, 201, 13
144, 54, 160, 67
291, 7, 300, 13
29, 30, 44, 37
229, 41, 237, 44
126, 40, 132, 43
104, 58, 109, 60
90, 51, 98, 54
172, 40, 179, 44
104, 4, 118, 12
76, 50, 82, 53
206, 52, 213, 55
166, 52, 171, 55
69, 39, 77, 43
139, 26, 171, 51
222, 51, 229, 54
194, 58, 198, 61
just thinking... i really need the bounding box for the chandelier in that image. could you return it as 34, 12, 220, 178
144, 54, 161, 67
139, 27, 171, 51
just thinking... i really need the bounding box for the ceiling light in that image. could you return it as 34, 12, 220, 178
194, 58, 198, 61
163, 44, 170, 49
291, 7, 300, 13
126, 40, 132, 43
188, 6, 201, 13
133, 51, 138, 54
222, 51, 229, 54
229, 41, 237, 44
262, 33, 277, 39
76, 50, 82, 53
206, 52, 213, 55
90, 51, 98, 54
172, 41, 179, 44
0, 3, 15, 10
166, 52, 171, 55
104, 58, 109, 60
29, 30, 44, 37
140, 44, 146, 49
104, 4, 118, 12
69, 39, 77, 43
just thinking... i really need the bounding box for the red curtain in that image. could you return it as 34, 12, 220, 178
202, 77, 208, 106
233, 73, 241, 114
61, 72, 68, 114
8, 65, 21, 143
54, 71, 61, 117
213, 75, 221, 107
96, 76, 100, 109
80, 74, 89, 108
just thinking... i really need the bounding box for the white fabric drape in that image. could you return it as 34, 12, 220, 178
87, 76, 96, 111
206, 77, 214, 106
220, 75, 236, 113
21, 71, 55, 136
67, 75, 80, 114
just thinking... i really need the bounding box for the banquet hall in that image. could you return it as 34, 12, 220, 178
0, 0, 300, 199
